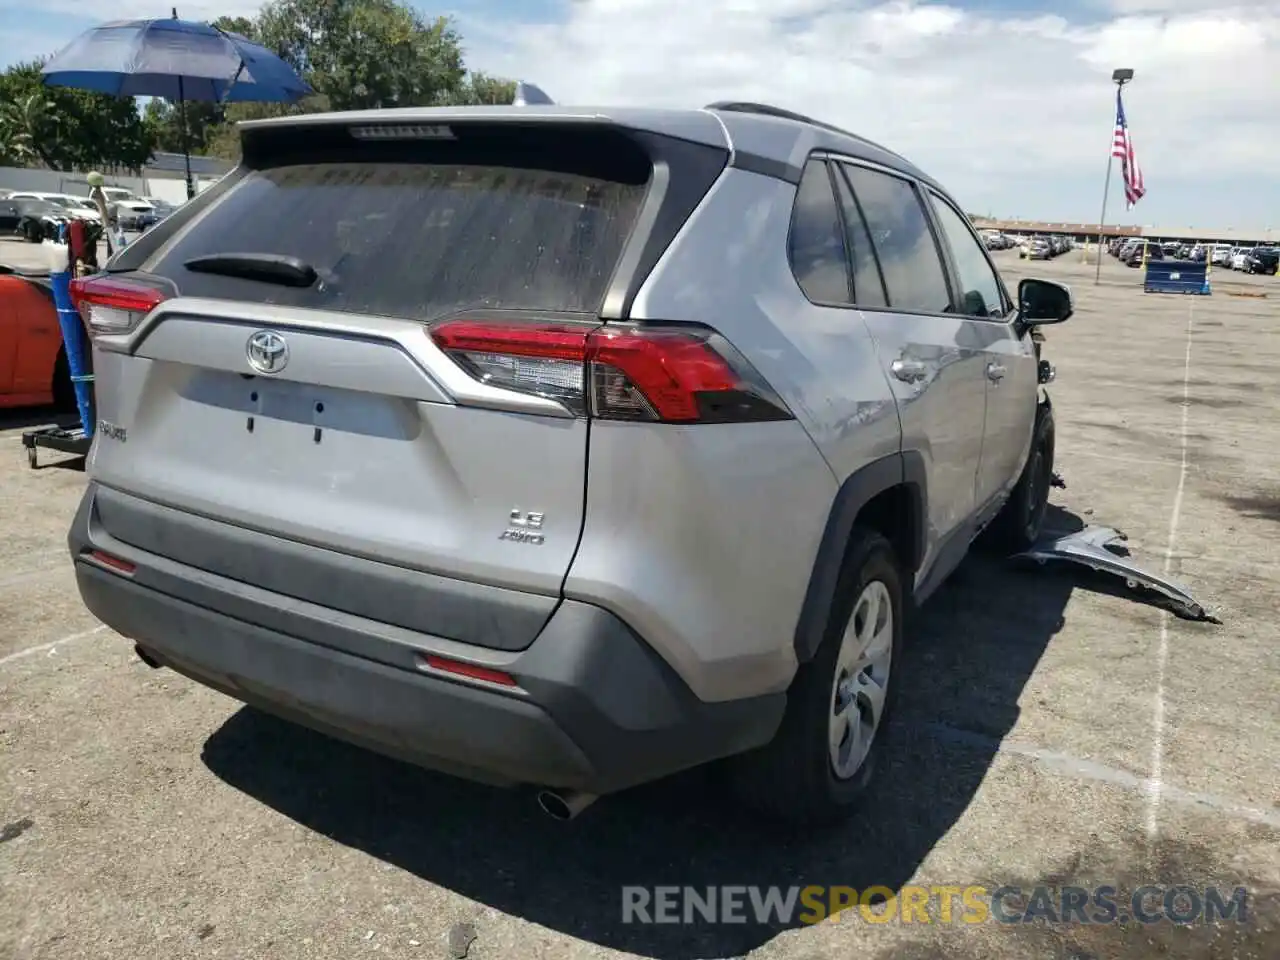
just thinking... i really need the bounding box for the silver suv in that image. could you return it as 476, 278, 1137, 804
68, 101, 1072, 824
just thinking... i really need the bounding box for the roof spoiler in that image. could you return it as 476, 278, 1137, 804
513, 82, 555, 106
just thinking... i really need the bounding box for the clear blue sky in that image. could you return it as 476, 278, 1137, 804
3, 0, 1277, 231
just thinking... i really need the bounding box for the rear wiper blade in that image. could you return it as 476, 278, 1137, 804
183, 253, 317, 288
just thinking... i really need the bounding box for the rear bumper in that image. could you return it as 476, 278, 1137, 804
69, 484, 784, 795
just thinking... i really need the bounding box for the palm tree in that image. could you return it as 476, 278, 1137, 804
0, 92, 63, 168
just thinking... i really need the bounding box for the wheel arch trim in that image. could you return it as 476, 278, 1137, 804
793, 451, 927, 663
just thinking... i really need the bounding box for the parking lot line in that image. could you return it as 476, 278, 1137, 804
926, 721, 1280, 830
0, 624, 107, 667
1145, 303, 1195, 840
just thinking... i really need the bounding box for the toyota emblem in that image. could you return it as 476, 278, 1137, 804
246, 330, 289, 374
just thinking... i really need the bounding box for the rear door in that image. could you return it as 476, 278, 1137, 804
924, 189, 1039, 511
86, 121, 704, 637
833, 160, 988, 575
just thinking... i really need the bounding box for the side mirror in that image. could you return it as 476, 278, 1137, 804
1018, 277, 1073, 326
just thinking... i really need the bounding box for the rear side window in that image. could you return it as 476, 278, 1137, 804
842, 165, 951, 315
831, 166, 888, 308
151, 159, 648, 319
788, 160, 851, 304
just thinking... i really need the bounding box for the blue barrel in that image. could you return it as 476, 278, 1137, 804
50, 269, 95, 438
1144, 259, 1211, 295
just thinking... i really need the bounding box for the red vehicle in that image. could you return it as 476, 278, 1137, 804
0, 269, 79, 410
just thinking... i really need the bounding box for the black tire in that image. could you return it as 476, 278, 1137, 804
983, 401, 1055, 553
22, 221, 40, 243
727, 528, 905, 826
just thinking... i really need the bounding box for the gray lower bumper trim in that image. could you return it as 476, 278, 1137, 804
70, 485, 785, 794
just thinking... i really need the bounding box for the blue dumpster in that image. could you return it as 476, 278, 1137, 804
1144, 259, 1211, 295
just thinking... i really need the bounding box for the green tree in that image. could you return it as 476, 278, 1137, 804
0, 90, 60, 167
202, 94, 333, 162
435, 71, 516, 106
212, 15, 257, 38
255, 0, 467, 110
143, 99, 222, 155
0, 61, 153, 171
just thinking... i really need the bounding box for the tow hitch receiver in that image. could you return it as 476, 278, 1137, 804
1015, 525, 1215, 622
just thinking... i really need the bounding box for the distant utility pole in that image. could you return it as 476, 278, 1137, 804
1095, 67, 1134, 285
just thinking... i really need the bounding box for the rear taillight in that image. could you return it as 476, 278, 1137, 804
70, 275, 168, 338
429, 320, 792, 424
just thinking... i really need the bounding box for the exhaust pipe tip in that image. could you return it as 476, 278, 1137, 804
536, 789, 598, 821
134, 644, 162, 669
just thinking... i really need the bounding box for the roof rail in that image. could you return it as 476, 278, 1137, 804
703, 101, 908, 164
704, 101, 819, 125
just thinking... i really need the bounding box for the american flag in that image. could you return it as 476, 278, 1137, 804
1112, 89, 1145, 209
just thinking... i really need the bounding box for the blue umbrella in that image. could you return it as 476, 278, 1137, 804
42, 9, 312, 196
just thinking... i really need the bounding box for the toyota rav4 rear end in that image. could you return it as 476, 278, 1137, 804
68, 107, 838, 807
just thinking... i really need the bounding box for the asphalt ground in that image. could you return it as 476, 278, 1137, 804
2, 238, 1278, 959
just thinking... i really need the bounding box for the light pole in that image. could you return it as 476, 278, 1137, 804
1094, 68, 1134, 285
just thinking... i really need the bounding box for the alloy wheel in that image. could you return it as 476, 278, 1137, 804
828, 580, 893, 781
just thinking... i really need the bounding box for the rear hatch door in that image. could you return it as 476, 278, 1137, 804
85, 117, 726, 649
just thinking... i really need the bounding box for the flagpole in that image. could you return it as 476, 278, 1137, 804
1094, 68, 1134, 286
1094, 152, 1116, 285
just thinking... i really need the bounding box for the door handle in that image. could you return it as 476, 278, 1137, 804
890, 358, 927, 383
986, 362, 1006, 381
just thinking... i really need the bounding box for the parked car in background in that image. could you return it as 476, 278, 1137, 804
2, 198, 73, 243
1230, 249, 1250, 271
1210, 244, 1233, 266
6, 192, 103, 226
1116, 239, 1140, 261
1123, 241, 1163, 267
0, 196, 27, 234
1022, 239, 1051, 260
1244, 248, 1279, 275
101, 187, 147, 206
114, 199, 161, 232
0, 267, 82, 411
139, 196, 179, 220
67, 100, 1073, 825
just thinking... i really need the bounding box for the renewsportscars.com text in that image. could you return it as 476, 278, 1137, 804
621, 884, 1250, 926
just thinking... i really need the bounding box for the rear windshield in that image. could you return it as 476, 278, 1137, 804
150, 158, 649, 320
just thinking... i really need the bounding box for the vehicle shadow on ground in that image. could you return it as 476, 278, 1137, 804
0, 406, 68, 432
202, 508, 1085, 959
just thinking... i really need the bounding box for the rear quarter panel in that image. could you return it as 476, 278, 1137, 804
564, 419, 837, 703
562, 168, 901, 703
629, 168, 902, 473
